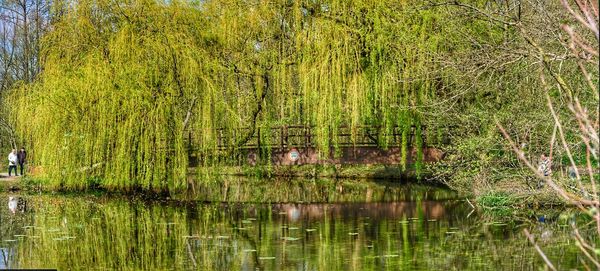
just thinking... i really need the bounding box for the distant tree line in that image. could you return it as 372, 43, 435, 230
0, 0, 54, 148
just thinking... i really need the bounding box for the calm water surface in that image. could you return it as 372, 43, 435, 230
0, 178, 587, 270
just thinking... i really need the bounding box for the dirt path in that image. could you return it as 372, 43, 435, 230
0, 173, 21, 190
0, 173, 20, 181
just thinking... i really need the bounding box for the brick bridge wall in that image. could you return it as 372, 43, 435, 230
245, 146, 444, 166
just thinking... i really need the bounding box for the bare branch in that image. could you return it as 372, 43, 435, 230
524, 229, 557, 271
496, 118, 596, 207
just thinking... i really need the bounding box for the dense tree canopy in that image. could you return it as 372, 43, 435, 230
7, 0, 597, 193
11, 0, 454, 190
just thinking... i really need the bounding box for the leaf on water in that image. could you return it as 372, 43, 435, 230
281, 237, 300, 241
243, 249, 257, 252
383, 254, 399, 258
445, 232, 457, 234
288, 227, 299, 230
305, 229, 317, 232
259, 257, 276, 260
3, 240, 17, 242
399, 220, 409, 224
14, 235, 26, 237
241, 220, 252, 224
216, 236, 230, 239
348, 232, 359, 236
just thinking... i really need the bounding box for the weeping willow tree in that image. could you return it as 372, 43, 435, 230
297, 2, 442, 173
12, 0, 214, 191
12, 0, 450, 191
195, 0, 447, 170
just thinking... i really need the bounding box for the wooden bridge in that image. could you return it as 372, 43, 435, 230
186, 125, 445, 166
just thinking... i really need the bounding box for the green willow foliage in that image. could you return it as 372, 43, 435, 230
13, 0, 450, 191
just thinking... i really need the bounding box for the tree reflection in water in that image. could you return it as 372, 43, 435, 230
0, 180, 590, 270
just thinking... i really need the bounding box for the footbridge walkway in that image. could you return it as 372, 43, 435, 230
186, 125, 445, 166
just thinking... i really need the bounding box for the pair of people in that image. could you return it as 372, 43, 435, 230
7, 148, 26, 177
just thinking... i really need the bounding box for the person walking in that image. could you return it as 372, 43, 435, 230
537, 154, 552, 177
17, 147, 26, 176
7, 149, 18, 176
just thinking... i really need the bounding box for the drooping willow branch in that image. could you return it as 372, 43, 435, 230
11, 0, 450, 190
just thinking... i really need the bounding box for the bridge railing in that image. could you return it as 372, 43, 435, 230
185, 125, 427, 151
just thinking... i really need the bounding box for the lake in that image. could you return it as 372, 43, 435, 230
0, 178, 588, 270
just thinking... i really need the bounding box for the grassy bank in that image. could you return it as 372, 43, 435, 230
3, 163, 588, 211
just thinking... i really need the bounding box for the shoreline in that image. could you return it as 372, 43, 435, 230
0, 170, 577, 213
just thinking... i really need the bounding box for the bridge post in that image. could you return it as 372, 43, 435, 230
280, 127, 284, 150
284, 125, 288, 149
304, 125, 309, 149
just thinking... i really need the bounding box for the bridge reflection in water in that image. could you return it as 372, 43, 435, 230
0, 188, 581, 270
270, 201, 451, 223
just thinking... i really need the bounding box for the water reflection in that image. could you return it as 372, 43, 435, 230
1, 195, 31, 270
7, 196, 26, 214
270, 201, 455, 222
7, 197, 16, 214
186, 178, 458, 203
0, 180, 591, 270
0, 247, 11, 269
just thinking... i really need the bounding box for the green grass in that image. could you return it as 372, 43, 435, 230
476, 192, 517, 216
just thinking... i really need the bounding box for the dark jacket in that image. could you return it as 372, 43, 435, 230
17, 151, 26, 164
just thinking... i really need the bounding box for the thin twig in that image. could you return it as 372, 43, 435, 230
466, 198, 475, 209
185, 238, 198, 268
543, 81, 581, 181
496, 119, 596, 207
573, 228, 600, 268
549, 123, 557, 161
523, 229, 557, 271
573, 227, 599, 259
